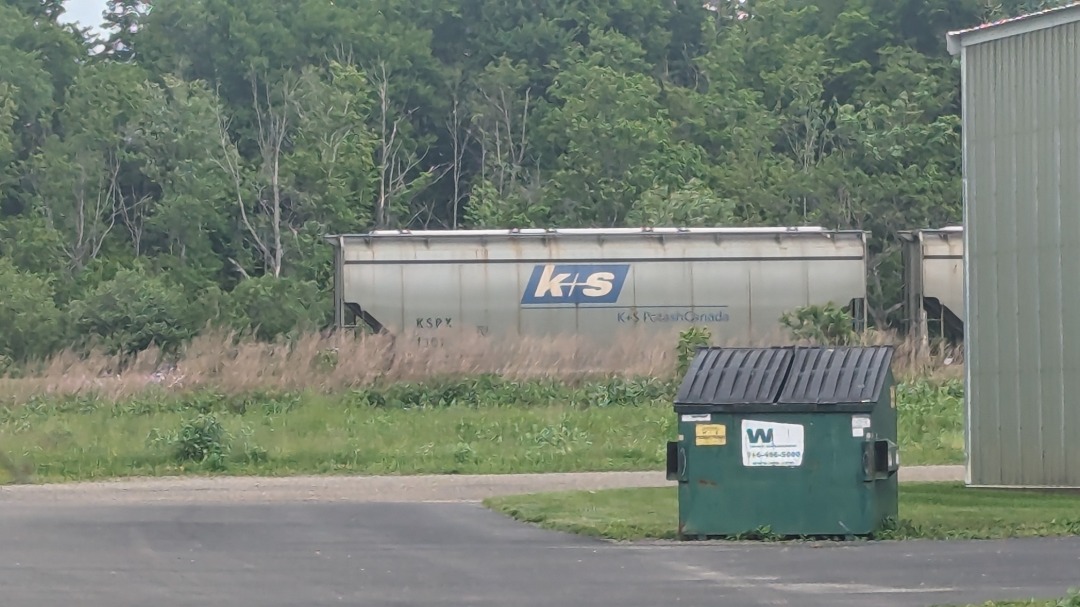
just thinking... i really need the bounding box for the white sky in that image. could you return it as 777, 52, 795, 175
60, 0, 110, 30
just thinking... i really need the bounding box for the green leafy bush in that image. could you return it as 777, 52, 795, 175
1058, 588, 1080, 607
0, 258, 64, 364
224, 275, 328, 341
779, 303, 858, 346
67, 268, 203, 358
170, 413, 230, 469
676, 326, 711, 377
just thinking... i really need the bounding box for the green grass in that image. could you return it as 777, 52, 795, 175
895, 379, 964, 465
941, 596, 1058, 600
0, 379, 675, 482
0, 376, 964, 483
937, 589, 1080, 607
484, 483, 1080, 541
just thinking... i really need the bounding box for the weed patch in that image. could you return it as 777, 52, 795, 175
0, 327, 961, 407
0, 374, 962, 482
1, 380, 676, 482
896, 377, 965, 464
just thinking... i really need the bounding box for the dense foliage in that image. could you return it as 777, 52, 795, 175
0, 0, 1070, 360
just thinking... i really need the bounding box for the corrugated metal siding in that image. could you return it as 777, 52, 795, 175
674, 347, 793, 405
777, 346, 893, 405
964, 17, 1080, 486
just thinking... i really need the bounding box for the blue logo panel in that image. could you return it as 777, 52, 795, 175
521, 264, 630, 305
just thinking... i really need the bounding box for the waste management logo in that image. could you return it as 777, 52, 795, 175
741, 420, 805, 467
521, 264, 630, 305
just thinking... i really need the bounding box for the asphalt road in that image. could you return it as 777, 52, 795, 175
2, 494, 1077, 607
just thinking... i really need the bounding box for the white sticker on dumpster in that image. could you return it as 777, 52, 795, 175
741, 420, 804, 467
681, 414, 711, 422
851, 414, 872, 437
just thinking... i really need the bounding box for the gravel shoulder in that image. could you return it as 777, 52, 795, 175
0, 465, 964, 506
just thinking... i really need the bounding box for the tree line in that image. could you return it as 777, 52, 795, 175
0, 0, 1067, 366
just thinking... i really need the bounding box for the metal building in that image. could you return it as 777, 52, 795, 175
898, 227, 964, 344
947, 3, 1080, 488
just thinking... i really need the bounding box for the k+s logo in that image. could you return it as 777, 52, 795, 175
520, 264, 630, 305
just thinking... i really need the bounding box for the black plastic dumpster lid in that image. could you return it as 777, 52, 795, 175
674, 347, 795, 406
777, 346, 894, 404
674, 345, 894, 409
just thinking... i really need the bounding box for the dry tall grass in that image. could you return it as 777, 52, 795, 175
0, 326, 962, 405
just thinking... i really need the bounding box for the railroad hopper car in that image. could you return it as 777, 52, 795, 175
326, 227, 870, 345
899, 226, 964, 342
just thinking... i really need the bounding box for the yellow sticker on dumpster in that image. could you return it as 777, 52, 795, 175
695, 423, 727, 446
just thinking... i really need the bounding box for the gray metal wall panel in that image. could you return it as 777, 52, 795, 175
1060, 29, 1080, 486
964, 17, 1080, 487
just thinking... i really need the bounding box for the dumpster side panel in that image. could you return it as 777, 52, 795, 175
677, 412, 884, 537
673, 345, 897, 539
871, 370, 900, 524
335, 229, 867, 344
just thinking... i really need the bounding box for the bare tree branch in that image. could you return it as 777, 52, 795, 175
210, 107, 271, 273
228, 257, 251, 280
209, 71, 300, 278
118, 184, 153, 257
368, 60, 436, 229
445, 78, 468, 229
250, 71, 295, 277
468, 78, 533, 199
44, 147, 120, 269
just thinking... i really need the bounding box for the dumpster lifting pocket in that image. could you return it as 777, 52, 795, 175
863, 438, 899, 481
666, 441, 686, 481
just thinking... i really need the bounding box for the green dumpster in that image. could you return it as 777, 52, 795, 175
665, 345, 899, 539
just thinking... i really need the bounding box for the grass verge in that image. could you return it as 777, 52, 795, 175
0, 378, 672, 483
483, 483, 1080, 541
1, 375, 963, 484
937, 596, 1062, 600
936, 589, 1080, 607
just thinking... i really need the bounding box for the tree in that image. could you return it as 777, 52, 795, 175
538, 33, 708, 227
0, 0, 1008, 360
68, 267, 205, 358
100, 0, 152, 60
212, 69, 298, 278
213, 63, 382, 279
25, 62, 155, 270
367, 60, 442, 229
224, 275, 328, 341
0, 259, 64, 364
461, 57, 544, 228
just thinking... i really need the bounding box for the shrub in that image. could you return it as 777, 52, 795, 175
223, 275, 328, 341
67, 267, 203, 358
1058, 588, 1080, 607
171, 413, 230, 468
779, 303, 858, 346
0, 258, 64, 364
676, 326, 711, 376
